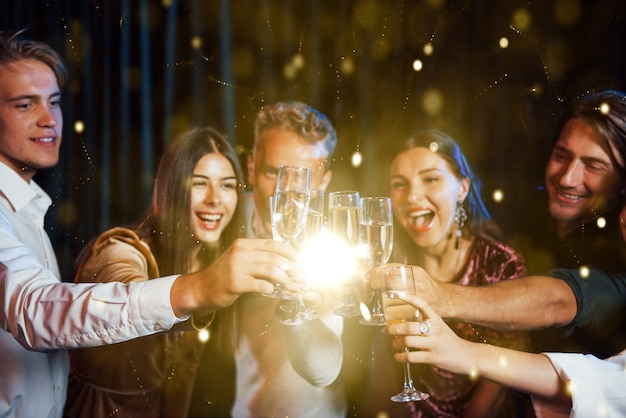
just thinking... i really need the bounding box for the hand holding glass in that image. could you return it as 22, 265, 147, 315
381, 264, 430, 402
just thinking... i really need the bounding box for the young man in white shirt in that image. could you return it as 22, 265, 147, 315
0, 30, 304, 418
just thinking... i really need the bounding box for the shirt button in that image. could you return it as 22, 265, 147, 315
153, 323, 164, 331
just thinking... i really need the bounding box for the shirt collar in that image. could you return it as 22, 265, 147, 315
0, 161, 51, 213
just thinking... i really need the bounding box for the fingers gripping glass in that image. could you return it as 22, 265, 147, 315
381, 264, 430, 402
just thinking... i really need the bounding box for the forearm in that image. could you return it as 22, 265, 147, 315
437, 276, 577, 331
170, 270, 208, 317
469, 342, 566, 402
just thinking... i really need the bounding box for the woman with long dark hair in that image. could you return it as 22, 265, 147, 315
64, 127, 246, 418
361, 129, 532, 417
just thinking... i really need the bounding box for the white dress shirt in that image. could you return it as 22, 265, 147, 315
0, 162, 184, 418
532, 350, 626, 418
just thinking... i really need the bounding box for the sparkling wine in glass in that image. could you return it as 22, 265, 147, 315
268, 165, 310, 300
328, 190, 362, 318
277, 189, 325, 325
359, 196, 393, 326
305, 189, 324, 240
381, 264, 430, 402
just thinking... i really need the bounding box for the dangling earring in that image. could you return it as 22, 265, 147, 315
454, 201, 467, 250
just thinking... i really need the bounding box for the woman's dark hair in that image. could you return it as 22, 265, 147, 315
393, 129, 492, 231
137, 126, 244, 353
389, 129, 503, 262
137, 126, 245, 276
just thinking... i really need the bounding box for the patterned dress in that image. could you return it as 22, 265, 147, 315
360, 233, 533, 418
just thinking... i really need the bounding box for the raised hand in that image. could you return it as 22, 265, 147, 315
170, 238, 305, 317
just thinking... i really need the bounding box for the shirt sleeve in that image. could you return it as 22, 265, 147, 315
0, 214, 185, 351
548, 267, 626, 333
531, 351, 626, 418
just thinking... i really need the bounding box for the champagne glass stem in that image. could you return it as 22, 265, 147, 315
402, 350, 414, 390
371, 289, 384, 317
390, 348, 430, 402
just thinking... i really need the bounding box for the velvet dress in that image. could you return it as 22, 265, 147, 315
361, 233, 534, 418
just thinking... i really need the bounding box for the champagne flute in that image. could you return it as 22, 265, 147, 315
381, 264, 430, 402
328, 190, 362, 318
277, 189, 324, 325
359, 196, 393, 326
267, 165, 310, 300
304, 189, 324, 241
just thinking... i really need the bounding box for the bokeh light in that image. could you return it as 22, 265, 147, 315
423, 42, 434, 56
73, 120, 84, 134
421, 88, 444, 117
554, 0, 582, 26
299, 232, 358, 288
492, 189, 504, 203
579, 265, 590, 278
190, 35, 202, 50
197, 329, 210, 343
351, 150, 363, 168
511, 8, 532, 31
599, 102, 611, 115
412, 59, 423, 72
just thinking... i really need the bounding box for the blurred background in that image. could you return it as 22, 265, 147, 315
2, 0, 625, 278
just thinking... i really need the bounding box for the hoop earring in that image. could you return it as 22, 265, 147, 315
454, 202, 467, 250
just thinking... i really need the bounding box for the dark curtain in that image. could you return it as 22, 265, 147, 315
2, 0, 625, 279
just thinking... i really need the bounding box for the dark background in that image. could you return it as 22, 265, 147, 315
2, 0, 625, 278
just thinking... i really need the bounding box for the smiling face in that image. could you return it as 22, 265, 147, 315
189, 152, 238, 245
247, 126, 332, 237
0, 59, 63, 182
389, 147, 470, 249
545, 118, 623, 236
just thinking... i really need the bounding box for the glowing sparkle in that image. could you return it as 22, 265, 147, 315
468, 366, 479, 380
300, 232, 358, 288
492, 189, 504, 203
340, 56, 355, 76
499, 37, 509, 48
197, 329, 210, 342
597, 217, 606, 229
599, 102, 611, 115
511, 8, 532, 31
579, 265, 590, 278
429, 141, 439, 152
423, 42, 434, 56
421, 88, 444, 116
412, 59, 423, 72
283, 63, 297, 80
292, 53, 305, 69
191, 36, 202, 50
73, 120, 85, 134
351, 150, 363, 167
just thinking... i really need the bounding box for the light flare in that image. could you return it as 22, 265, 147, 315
299, 230, 359, 288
